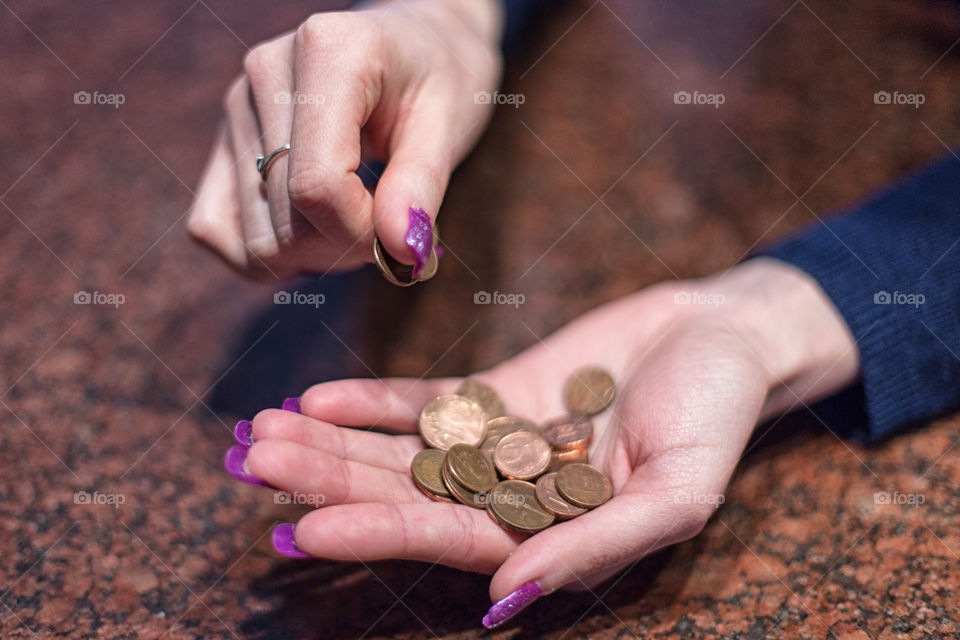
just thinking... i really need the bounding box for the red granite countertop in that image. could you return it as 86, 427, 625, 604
3, 0, 960, 638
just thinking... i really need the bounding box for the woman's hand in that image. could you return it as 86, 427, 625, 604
188, 0, 503, 279
231, 258, 860, 623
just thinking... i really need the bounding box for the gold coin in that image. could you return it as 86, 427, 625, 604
441, 459, 486, 508
418, 395, 488, 451
486, 480, 555, 534
540, 415, 593, 451
372, 223, 440, 286
456, 378, 506, 419
535, 472, 587, 520
493, 431, 551, 481
479, 416, 539, 461
444, 444, 497, 493
411, 449, 453, 502
415, 223, 441, 282
372, 236, 417, 287
547, 446, 589, 471
555, 463, 613, 509
563, 367, 616, 416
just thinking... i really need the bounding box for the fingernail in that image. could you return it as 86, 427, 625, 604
234, 420, 253, 446
281, 397, 301, 413
434, 245, 444, 258
481, 581, 542, 629
405, 206, 432, 278
273, 523, 311, 558
224, 445, 267, 485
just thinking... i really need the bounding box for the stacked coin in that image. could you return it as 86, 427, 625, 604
410, 372, 617, 536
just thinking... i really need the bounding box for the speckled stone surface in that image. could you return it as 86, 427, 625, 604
2, 0, 960, 638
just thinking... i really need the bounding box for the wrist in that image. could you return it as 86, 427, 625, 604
709, 258, 861, 418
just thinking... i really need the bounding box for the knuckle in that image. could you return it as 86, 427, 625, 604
241, 43, 276, 83
221, 76, 246, 114
244, 234, 282, 263
577, 541, 635, 582
296, 12, 360, 51
674, 502, 714, 541
186, 211, 215, 244
287, 167, 337, 212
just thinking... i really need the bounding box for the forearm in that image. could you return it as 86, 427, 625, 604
758, 152, 960, 441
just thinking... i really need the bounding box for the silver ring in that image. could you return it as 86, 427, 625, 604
256, 144, 291, 181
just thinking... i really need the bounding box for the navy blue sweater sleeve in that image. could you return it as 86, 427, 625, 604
759, 153, 960, 443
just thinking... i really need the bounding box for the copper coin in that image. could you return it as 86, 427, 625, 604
486, 480, 555, 534
411, 449, 453, 502
456, 378, 505, 419
555, 463, 613, 509
444, 444, 497, 493
441, 460, 486, 508
372, 236, 416, 287
563, 367, 616, 416
547, 446, 589, 471
479, 416, 540, 461
372, 223, 440, 286
418, 395, 488, 451
540, 415, 593, 451
493, 431, 551, 481
535, 472, 587, 519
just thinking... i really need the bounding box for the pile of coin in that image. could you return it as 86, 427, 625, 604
410, 367, 617, 535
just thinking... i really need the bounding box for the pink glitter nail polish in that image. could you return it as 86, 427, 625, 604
481, 581, 541, 629
405, 206, 432, 278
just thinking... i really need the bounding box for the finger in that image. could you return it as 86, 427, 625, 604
292, 501, 522, 572
250, 408, 424, 472
246, 439, 429, 505
486, 452, 725, 619
223, 75, 284, 267
286, 15, 376, 252
187, 126, 248, 270
371, 94, 457, 274
299, 377, 461, 432
242, 34, 304, 248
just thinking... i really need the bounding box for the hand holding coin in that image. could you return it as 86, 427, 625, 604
233, 261, 841, 629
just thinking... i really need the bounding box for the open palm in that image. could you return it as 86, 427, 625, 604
234, 259, 857, 607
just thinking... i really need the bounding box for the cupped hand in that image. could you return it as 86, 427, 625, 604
189, 0, 503, 278
235, 258, 859, 622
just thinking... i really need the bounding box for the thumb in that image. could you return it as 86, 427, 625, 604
371, 98, 457, 277
483, 450, 730, 629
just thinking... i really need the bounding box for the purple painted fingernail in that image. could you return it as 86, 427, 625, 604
224, 445, 267, 485
405, 206, 432, 278
281, 397, 301, 413
434, 245, 444, 258
234, 420, 253, 446
273, 523, 311, 558
481, 581, 542, 629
